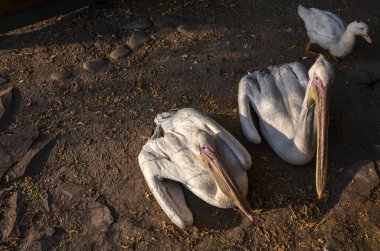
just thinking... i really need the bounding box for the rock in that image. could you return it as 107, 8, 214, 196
109, 45, 132, 60
7, 136, 55, 182
129, 31, 150, 50
0, 86, 13, 128
153, 16, 181, 28
177, 24, 203, 36
0, 126, 39, 179
340, 161, 380, 201
50, 70, 72, 81
83, 58, 107, 73
90, 203, 113, 228
124, 18, 152, 30
346, 71, 372, 85
0, 192, 19, 240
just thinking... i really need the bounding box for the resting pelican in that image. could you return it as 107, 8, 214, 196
138, 108, 253, 228
298, 4, 372, 60
238, 55, 334, 199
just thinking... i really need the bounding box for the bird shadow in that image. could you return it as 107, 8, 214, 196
0, 2, 116, 51
183, 187, 243, 230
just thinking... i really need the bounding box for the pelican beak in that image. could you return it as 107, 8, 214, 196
201, 145, 254, 221
313, 78, 330, 199
362, 33, 372, 43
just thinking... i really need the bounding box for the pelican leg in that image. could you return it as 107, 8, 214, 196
306, 40, 318, 56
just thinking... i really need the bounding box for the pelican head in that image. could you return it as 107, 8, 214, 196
196, 132, 254, 221
307, 55, 334, 199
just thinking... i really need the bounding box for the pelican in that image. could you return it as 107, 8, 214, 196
138, 108, 254, 228
298, 4, 372, 60
238, 55, 334, 199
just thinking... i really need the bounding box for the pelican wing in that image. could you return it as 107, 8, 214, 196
238, 62, 309, 144
298, 5, 346, 43
139, 139, 193, 229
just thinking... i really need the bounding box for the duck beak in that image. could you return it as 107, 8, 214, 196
201, 145, 254, 221
362, 33, 372, 43
313, 80, 330, 199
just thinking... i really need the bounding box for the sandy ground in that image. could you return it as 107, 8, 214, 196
0, 0, 379, 250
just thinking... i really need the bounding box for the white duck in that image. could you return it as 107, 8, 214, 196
239, 55, 334, 199
298, 5, 372, 60
138, 108, 253, 229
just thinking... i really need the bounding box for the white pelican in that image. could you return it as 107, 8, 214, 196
238, 55, 334, 199
298, 5, 372, 60
138, 108, 254, 228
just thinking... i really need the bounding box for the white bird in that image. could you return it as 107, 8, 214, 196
298, 4, 372, 60
138, 108, 254, 229
238, 55, 334, 199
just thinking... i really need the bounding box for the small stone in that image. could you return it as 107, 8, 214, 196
346, 71, 372, 85
91, 203, 113, 228
153, 16, 181, 28
177, 24, 203, 36
110, 45, 132, 60
50, 70, 72, 81
124, 18, 152, 30
83, 58, 107, 73
129, 31, 150, 50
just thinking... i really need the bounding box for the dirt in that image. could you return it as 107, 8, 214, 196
0, 0, 379, 250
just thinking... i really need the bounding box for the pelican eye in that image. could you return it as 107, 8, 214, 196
360, 27, 364, 30
200, 146, 206, 150
316, 76, 319, 80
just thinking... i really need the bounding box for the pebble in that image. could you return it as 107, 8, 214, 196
129, 31, 150, 50
177, 24, 203, 36
83, 58, 107, 73
109, 45, 132, 60
124, 18, 152, 30
50, 70, 72, 81
153, 16, 181, 28
91, 203, 114, 228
